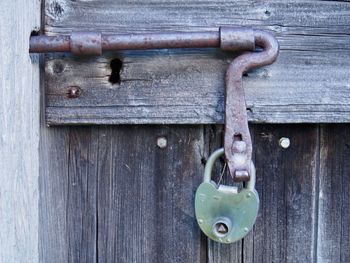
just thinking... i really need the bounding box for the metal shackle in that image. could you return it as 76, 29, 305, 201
203, 148, 256, 190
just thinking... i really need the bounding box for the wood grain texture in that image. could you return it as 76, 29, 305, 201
43, 0, 350, 124
39, 124, 350, 262
245, 125, 318, 263
317, 125, 350, 263
96, 126, 206, 263
67, 127, 98, 262
40, 125, 207, 262
0, 0, 41, 262
40, 127, 99, 263
39, 127, 70, 262
207, 125, 319, 263
39, 1, 350, 262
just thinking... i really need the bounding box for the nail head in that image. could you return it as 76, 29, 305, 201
157, 137, 167, 149
279, 137, 290, 149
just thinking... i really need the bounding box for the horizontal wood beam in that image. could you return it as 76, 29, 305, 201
44, 0, 350, 124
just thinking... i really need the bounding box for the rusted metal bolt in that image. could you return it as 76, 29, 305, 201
157, 137, 167, 149
279, 137, 290, 149
66, 86, 81, 98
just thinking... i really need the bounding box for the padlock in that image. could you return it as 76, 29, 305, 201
195, 148, 259, 243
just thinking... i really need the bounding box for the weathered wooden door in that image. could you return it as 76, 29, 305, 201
39, 124, 350, 262
2, 0, 349, 262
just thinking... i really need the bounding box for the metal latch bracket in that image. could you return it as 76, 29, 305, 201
29, 27, 279, 182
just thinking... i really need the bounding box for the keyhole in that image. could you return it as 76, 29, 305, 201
215, 222, 229, 234
213, 220, 231, 237
109, 58, 123, 84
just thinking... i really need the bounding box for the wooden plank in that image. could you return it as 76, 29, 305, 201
39, 127, 70, 262
207, 125, 319, 263
317, 124, 350, 263
245, 125, 319, 262
96, 126, 207, 262
0, 0, 41, 262
40, 125, 208, 262
67, 127, 98, 262
44, 0, 350, 124
40, 127, 99, 262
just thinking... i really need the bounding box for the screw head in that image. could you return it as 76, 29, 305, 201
279, 137, 290, 149
157, 137, 167, 149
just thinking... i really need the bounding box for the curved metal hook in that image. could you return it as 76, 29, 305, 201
222, 28, 279, 181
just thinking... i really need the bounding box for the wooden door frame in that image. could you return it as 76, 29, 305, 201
0, 0, 41, 262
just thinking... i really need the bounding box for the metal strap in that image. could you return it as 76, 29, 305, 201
224, 29, 279, 181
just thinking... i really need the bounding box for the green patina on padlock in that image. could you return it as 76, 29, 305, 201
195, 148, 259, 243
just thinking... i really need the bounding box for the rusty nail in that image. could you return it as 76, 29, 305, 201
66, 86, 81, 98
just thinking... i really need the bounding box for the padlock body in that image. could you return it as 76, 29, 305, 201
195, 181, 259, 243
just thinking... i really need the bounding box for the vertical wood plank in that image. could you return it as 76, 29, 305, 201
97, 126, 206, 263
67, 127, 98, 262
317, 124, 350, 263
40, 127, 99, 262
246, 125, 318, 263
0, 0, 41, 262
245, 125, 318, 263
208, 125, 319, 263
39, 127, 70, 262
